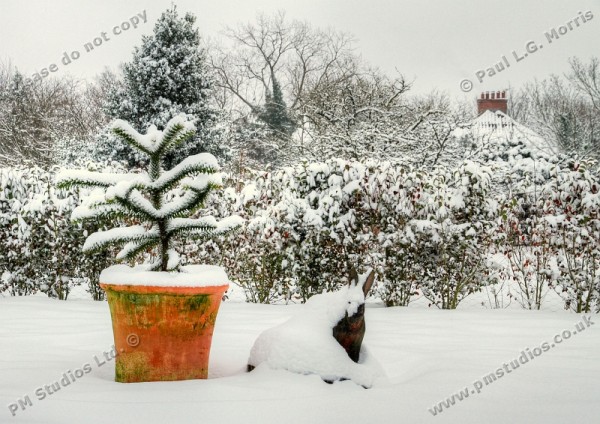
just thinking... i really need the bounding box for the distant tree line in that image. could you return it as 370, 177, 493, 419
0, 8, 598, 171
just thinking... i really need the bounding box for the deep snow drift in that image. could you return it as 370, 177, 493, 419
1, 294, 598, 424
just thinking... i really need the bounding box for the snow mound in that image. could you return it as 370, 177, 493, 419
99, 264, 229, 287
248, 284, 385, 388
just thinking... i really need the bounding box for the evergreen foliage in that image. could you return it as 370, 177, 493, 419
57, 116, 242, 272
258, 73, 295, 137
105, 7, 226, 168
0, 166, 113, 299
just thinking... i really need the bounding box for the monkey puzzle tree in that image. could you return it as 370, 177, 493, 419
57, 115, 241, 272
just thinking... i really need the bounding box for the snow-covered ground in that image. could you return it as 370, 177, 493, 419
1, 294, 598, 424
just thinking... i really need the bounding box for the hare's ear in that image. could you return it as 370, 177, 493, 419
349, 267, 359, 287
362, 270, 375, 297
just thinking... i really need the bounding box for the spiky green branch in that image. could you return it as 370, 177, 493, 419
56, 115, 243, 271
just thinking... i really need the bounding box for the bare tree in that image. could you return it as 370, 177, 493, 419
515, 73, 599, 160
211, 11, 355, 119
0, 62, 110, 168
503, 57, 600, 162
210, 12, 362, 168
299, 67, 470, 167
568, 57, 600, 113
406, 91, 474, 166
0, 64, 62, 167
210, 13, 473, 168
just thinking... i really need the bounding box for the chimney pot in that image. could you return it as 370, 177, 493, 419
477, 89, 508, 115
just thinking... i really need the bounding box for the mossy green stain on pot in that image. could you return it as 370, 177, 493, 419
115, 352, 152, 383
106, 290, 164, 329
106, 290, 213, 330
185, 294, 211, 312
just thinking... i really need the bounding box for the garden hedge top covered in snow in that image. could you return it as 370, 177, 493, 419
56, 115, 242, 273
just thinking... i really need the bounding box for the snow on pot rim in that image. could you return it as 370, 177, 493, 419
100, 264, 230, 287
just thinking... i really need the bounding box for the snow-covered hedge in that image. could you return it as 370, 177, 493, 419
189, 159, 500, 308
189, 142, 599, 311
2, 140, 599, 311
485, 140, 600, 313
0, 166, 113, 299
543, 162, 600, 313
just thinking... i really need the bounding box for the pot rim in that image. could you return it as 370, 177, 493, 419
100, 282, 229, 295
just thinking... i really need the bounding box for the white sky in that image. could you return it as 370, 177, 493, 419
1, 0, 599, 101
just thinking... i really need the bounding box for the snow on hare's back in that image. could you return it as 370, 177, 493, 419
247, 269, 383, 387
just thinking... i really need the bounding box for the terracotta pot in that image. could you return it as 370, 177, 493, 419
100, 282, 228, 383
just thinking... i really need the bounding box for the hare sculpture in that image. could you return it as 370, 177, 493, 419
247, 268, 380, 387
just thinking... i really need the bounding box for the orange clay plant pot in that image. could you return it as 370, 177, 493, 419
100, 265, 229, 383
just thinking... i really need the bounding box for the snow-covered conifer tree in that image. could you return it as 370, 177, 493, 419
105, 7, 227, 168
258, 73, 295, 137
56, 116, 242, 272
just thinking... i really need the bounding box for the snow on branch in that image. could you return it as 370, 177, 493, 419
183, 174, 223, 193
164, 215, 243, 240
152, 154, 221, 192
167, 217, 218, 233
116, 239, 160, 262
82, 225, 159, 253
161, 191, 202, 219
118, 189, 161, 220
216, 215, 245, 234
56, 170, 140, 189
71, 203, 127, 221
110, 115, 196, 158
154, 116, 196, 157
110, 120, 157, 156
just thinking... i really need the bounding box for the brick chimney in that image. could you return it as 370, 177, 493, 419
477, 91, 508, 115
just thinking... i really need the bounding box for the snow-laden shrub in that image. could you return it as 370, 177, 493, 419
495, 197, 554, 310
542, 161, 600, 313
0, 166, 113, 299
192, 159, 501, 307
5, 133, 597, 310
365, 165, 426, 306
480, 137, 599, 312
196, 161, 376, 303
409, 162, 500, 309
490, 147, 558, 310
268, 161, 377, 301
0, 167, 35, 296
